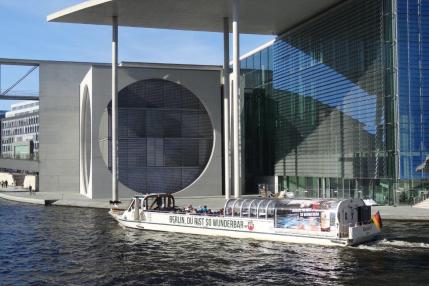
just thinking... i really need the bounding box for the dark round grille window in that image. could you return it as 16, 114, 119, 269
99, 79, 214, 193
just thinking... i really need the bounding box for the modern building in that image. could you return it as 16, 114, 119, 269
0, 0, 414, 204
79, 63, 222, 199
1, 101, 39, 159
48, 0, 351, 204
0, 110, 6, 155
238, 0, 429, 205
0, 59, 222, 198
44, 0, 429, 205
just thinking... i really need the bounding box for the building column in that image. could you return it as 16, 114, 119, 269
321, 178, 326, 198
223, 17, 231, 200
35, 173, 39, 192
111, 16, 119, 204
232, 0, 241, 198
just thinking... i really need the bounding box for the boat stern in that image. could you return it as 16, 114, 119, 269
348, 223, 381, 245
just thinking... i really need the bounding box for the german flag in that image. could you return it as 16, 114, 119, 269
371, 211, 382, 230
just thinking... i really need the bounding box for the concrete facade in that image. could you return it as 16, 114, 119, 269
0, 60, 223, 198
38, 62, 93, 193
80, 64, 223, 199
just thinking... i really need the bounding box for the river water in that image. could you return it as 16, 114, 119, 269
1, 199, 429, 286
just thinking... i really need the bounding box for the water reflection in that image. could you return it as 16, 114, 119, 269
1, 199, 429, 285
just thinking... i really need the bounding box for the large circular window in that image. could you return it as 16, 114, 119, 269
99, 79, 214, 193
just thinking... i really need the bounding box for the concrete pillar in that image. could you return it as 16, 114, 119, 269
134, 198, 140, 221
232, 0, 241, 198
321, 178, 326, 198
111, 16, 119, 204
35, 173, 39, 192
223, 17, 231, 200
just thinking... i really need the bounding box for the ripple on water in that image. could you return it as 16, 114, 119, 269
1, 199, 429, 285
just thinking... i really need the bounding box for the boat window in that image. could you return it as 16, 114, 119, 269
357, 206, 371, 225
143, 194, 175, 211
257, 200, 270, 219
240, 199, 252, 217
266, 200, 277, 219
166, 196, 175, 209
249, 199, 260, 218
146, 197, 155, 210
146, 196, 162, 210
233, 199, 244, 216
127, 200, 135, 212
225, 199, 235, 216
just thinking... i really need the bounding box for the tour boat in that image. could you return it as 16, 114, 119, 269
109, 193, 382, 246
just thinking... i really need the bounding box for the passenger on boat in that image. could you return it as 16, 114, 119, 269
196, 205, 209, 214
183, 204, 197, 214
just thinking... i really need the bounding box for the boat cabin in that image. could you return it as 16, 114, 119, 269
224, 198, 279, 219
127, 193, 176, 213
224, 197, 372, 237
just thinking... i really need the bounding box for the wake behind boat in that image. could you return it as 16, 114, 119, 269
109, 193, 381, 247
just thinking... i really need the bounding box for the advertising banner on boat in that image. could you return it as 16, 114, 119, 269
275, 200, 337, 232
168, 215, 250, 230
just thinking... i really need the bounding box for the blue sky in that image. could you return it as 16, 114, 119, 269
0, 0, 274, 111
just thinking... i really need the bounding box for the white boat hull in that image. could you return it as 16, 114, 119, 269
110, 210, 379, 247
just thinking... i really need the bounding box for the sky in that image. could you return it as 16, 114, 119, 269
0, 0, 274, 111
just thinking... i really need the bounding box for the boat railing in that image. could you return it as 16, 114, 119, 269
144, 208, 177, 213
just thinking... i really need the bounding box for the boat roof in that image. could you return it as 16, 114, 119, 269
134, 193, 171, 198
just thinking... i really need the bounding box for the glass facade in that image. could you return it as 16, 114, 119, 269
397, 0, 429, 198
241, 0, 398, 203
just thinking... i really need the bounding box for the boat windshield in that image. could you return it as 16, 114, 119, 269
141, 194, 175, 211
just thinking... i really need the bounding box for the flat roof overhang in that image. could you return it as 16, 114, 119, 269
47, 0, 343, 35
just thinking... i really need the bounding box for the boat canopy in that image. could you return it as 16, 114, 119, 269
224, 198, 280, 219
132, 193, 176, 211
223, 198, 342, 220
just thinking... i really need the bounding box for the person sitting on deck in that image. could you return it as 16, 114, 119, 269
197, 205, 208, 214
185, 204, 193, 213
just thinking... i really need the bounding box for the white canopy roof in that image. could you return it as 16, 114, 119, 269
47, 0, 342, 35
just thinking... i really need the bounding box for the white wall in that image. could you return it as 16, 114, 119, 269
23, 175, 36, 189
39, 62, 93, 193
0, 172, 14, 186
